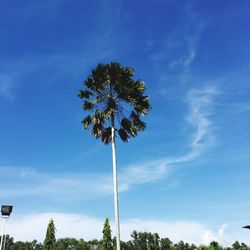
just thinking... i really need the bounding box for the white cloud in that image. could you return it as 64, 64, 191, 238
201, 224, 229, 246
5, 212, 242, 246
0, 166, 113, 198
6, 212, 103, 243
119, 159, 168, 191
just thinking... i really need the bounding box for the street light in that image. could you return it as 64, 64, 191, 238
0, 205, 13, 250
242, 225, 250, 230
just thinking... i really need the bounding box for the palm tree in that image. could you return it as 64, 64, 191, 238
78, 62, 150, 250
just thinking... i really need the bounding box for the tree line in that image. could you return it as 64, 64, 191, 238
0, 218, 249, 250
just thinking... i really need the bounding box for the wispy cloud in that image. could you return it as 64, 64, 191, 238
0, 86, 217, 198
167, 32, 199, 73
147, 2, 204, 77
185, 86, 217, 157
0, 49, 112, 100
7, 212, 237, 246
168, 3, 205, 74
0, 73, 17, 100
0, 166, 113, 198
120, 85, 217, 189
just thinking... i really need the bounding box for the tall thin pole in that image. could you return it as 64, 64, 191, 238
3, 232, 7, 250
0, 217, 7, 250
111, 115, 121, 250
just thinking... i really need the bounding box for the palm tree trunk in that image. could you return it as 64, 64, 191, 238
111, 114, 121, 250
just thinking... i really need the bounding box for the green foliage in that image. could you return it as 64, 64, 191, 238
209, 241, 223, 250
130, 231, 160, 250
102, 218, 112, 250
5, 231, 250, 250
231, 241, 249, 250
9, 239, 43, 250
0, 234, 14, 249
54, 237, 92, 250
160, 237, 173, 250
43, 219, 56, 250
78, 62, 150, 144
172, 241, 197, 250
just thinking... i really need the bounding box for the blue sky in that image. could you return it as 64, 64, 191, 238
0, 0, 250, 245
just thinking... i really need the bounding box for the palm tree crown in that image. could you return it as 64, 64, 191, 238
78, 62, 150, 143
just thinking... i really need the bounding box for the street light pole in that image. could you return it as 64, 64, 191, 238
0, 219, 5, 250
0, 218, 7, 250
0, 205, 13, 250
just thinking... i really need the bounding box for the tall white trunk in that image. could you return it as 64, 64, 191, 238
111, 116, 121, 250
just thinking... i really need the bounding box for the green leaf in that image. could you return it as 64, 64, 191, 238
134, 80, 145, 93
78, 90, 92, 99
131, 111, 146, 131
118, 128, 129, 142
82, 115, 92, 129
107, 97, 117, 111
91, 123, 103, 138
82, 101, 94, 111
93, 110, 103, 124
101, 127, 112, 144
121, 118, 137, 137
134, 96, 150, 115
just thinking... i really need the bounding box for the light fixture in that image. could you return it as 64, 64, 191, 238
0, 205, 13, 250
1, 206, 13, 217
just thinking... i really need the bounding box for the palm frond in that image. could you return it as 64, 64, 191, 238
121, 118, 137, 137
82, 115, 92, 129
82, 100, 94, 111
118, 128, 129, 142
101, 127, 112, 144
91, 123, 103, 138
134, 96, 150, 115
78, 90, 92, 99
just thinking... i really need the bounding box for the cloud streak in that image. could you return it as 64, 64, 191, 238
185, 86, 217, 158
119, 85, 217, 188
